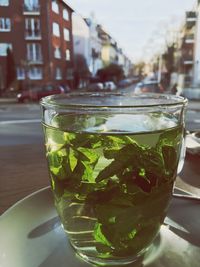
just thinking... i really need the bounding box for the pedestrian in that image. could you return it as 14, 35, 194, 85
58, 84, 65, 93
171, 83, 178, 95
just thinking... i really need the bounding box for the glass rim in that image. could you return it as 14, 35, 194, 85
40, 92, 188, 109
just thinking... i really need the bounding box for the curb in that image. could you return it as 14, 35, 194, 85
0, 98, 17, 104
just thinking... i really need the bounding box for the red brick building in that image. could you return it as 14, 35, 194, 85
0, 0, 74, 92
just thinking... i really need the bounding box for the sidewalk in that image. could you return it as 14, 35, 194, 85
188, 100, 200, 111
0, 96, 199, 110
0, 97, 17, 104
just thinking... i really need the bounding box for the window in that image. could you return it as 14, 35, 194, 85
63, 9, 69, 20
66, 68, 73, 80
65, 49, 70, 61
55, 67, 62, 80
24, 0, 39, 10
27, 43, 42, 61
25, 18, 41, 38
0, 18, 11, 31
28, 67, 42, 79
0, 0, 9, 6
63, 28, 70, 41
17, 67, 25, 80
53, 22, 60, 37
54, 47, 61, 58
52, 0, 59, 14
0, 43, 12, 56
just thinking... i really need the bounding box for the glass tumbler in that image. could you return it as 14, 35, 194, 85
40, 93, 187, 266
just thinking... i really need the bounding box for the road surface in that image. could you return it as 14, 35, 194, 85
0, 100, 199, 146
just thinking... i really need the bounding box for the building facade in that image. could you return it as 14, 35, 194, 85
85, 17, 103, 77
0, 0, 74, 92
176, 0, 200, 88
193, 3, 200, 86
72, 13, 90, 88
97, 25, 119, 67
178, 11, 197, 88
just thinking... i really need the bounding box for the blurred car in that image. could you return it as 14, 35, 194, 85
130, 76, 140, 84
86, 81, 117, 92
103, 81, 117, 91
118, 79, 132, 88
87, 82, 104, 91
134, 81, 164, 94
17, 84, 65, 103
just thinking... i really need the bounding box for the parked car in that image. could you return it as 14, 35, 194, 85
134, 81, 164, 94
118, 79, 132, 88
17, 84, 65, 103
87, 81, 117, 92
130, 76, 140, 84
103, 81, 117, 91
87, 82, 104, 91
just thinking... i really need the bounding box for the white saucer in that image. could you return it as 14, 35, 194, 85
0, 187, 200, 267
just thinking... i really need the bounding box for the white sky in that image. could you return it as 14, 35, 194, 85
67, 0, 197, 63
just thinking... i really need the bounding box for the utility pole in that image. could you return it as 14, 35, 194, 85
158, 54, 162, 83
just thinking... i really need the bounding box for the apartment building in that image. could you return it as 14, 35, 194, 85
175, 0, 200, 88
72, 13, 90, 87
0, 0, 74, 92
85, 17, 103, 77
178, 11, 197, 87
193, 3, 200, 86
97, 25, 119, 67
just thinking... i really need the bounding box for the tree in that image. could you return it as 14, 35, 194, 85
162, 44, 175, 88
6, 47, 16, 90
97, 63, 124, 82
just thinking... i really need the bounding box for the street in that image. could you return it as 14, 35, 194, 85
0, 95, 199, 146
186, 108, 200, 130
0, 103, 42, 146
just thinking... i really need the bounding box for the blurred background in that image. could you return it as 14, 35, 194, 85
0, 0, 200, 214
1, 0, 200, 99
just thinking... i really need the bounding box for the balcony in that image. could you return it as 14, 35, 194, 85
27, 57, 43, 65
183, 55, 194, 65
25, 30, 41, 40
186, 20, 196, 30
186, 11, 197, 21
184, 75, 193, 86
185, 12, 197, 30
23, 4, 40, 15
185, 33, 195, 43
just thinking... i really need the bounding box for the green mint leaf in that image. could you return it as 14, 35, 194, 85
103, 148, 119, 159
63, 132, 76, 142
47, 150, 68, 180
96, 143, 141, 182
93, 222, 112, 247
78, 147, 99, 164
69, 148, 78, 171
81, 161, 95, 183
162, 145, 177, 174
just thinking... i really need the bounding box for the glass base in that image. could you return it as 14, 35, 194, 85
70, 232, 162, 266
77, 251, 145, 266
70, 240, 149, 266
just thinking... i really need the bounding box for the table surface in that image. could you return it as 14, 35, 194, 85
0, 144, 49, 215
0, 144, 200, 215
